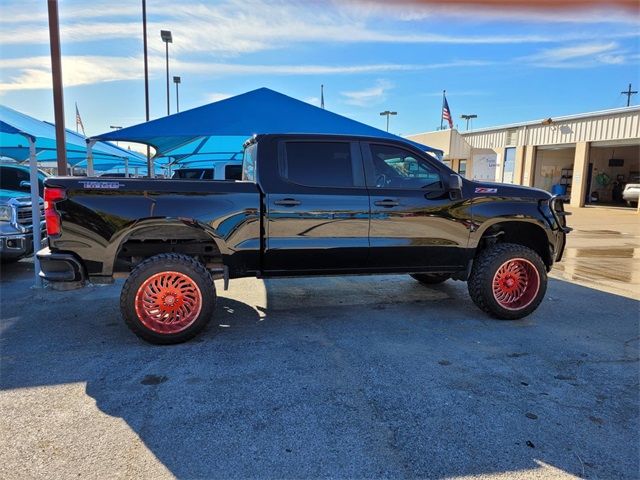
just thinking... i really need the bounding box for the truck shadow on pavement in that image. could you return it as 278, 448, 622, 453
1, 267, 639, 479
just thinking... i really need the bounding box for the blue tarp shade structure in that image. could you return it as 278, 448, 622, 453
0, 105, 151, 173
93, 88, 443, 159
0, 105, 155, 287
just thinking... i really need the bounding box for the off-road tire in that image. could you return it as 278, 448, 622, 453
410, 273, 450, 285
468, 243, 547, 320
120, 253, 216, 344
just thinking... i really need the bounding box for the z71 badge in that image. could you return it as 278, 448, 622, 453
475, 187, 498, 194
79, 181, 123, 189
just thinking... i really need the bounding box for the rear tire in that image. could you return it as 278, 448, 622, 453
120, 253, 216, 344
468, 243, 547, 320
410, 273, 450, 285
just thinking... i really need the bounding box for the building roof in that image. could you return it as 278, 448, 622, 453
407, 105, 640, 138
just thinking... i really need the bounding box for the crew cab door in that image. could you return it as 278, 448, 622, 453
264, 139, 369, 273
362, 141, 470, 270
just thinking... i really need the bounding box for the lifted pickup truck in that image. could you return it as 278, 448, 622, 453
38, 134, 569, 344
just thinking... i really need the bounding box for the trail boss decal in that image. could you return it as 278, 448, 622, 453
79, 181, 124, 189
475, 187, 498, 194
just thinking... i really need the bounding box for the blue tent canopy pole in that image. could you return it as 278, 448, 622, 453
21, 133, 42, 288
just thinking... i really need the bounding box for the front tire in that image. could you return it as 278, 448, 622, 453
468, 243, 547, 320
410, 273, 450, 285
120, 253, 216, 344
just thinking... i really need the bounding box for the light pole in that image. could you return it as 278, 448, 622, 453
173, 76, 181, 113
379, 110, 397, 132
142, 0, 152, 177
160, 30, 173, 116
110, 126, 122, 146
460, 114, 477, 131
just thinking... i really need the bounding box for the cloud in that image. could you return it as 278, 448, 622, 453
343, 0, 640, 24
521, 41, 631, 67
341, 79, 393, 106
0, 56, 142, 91
1, 0, 637, 54
204, 92, 233, 103
305, 96, 321, 107
1, 56, 491, 91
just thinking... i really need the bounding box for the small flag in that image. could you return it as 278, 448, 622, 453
75, 102, 86, 136
442, 92, 453, 129
321, 84, 325, 109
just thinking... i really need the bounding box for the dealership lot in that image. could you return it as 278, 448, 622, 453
1, 208, 638, 479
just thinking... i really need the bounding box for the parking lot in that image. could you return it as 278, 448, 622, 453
1, 207, 638, 479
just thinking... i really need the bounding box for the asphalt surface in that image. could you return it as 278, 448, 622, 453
1, 208, 639, 479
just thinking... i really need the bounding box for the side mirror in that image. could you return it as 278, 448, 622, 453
19, 180, 30, 190
448, 174, 463, 199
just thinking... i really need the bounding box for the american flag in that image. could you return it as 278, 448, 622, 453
442, 93, 453, 129
75, 102, 86, 136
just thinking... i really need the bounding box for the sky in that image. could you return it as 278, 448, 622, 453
0, 0, 638, 140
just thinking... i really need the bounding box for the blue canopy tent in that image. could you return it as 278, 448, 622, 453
0, 105, 154, 286
93, 88, 443, 172
0, 105, 152, 174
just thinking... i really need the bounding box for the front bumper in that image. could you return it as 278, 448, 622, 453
0, 230, 47, 259
37, 247, 86, 283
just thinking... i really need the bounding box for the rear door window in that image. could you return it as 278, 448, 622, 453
281, 142, 355, 188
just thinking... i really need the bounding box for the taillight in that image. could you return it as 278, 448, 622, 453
44, 187, 65, 237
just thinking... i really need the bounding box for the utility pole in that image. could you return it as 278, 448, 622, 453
621, 83, 637, 107
47, 0, 67, 175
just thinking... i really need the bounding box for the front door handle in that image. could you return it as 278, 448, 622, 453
274, 198, 301, 207
374, 199, 399, 207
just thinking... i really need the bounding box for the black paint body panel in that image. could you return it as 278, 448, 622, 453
41, 134, 565, 283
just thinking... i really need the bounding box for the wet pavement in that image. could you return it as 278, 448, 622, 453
550, 206, 640, 300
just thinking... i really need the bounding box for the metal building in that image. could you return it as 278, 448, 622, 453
407, 106, 640, 208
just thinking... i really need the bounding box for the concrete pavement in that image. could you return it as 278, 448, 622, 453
1, 206, 639, 479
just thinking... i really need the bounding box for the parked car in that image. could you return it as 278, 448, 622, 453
0, 164, 47, 263
172, 162, 243, 181
38, 134, 569, 344
0, 163, 47, 197
622, 174, 640, 207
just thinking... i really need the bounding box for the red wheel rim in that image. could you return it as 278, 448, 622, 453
134, 271, 202, 334
492, 258, 540, 311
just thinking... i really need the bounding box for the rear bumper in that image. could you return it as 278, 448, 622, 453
37, 247, 86, 283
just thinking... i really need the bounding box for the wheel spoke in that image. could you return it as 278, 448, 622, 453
134, 271, 203, 334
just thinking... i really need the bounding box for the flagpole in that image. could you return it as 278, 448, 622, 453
440, 90, 445, 130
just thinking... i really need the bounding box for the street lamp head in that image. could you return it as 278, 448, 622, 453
173, 76, 181, 84
380, 110, 397, 116
389, 111, 397, 116
160, 30, 173, 43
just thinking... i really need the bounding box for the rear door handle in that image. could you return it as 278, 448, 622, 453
274, 198, 301, 207
374, 199, 399, 207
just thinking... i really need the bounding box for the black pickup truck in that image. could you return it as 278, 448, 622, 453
38, 134, 569, 344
